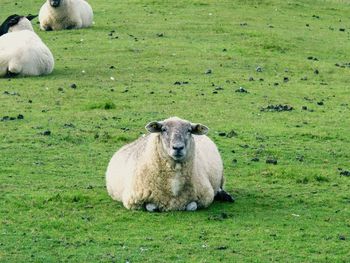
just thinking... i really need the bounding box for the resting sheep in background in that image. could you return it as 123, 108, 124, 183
0, 14, 54, 77
39, 0, 93, 31
106, 117, 234, 212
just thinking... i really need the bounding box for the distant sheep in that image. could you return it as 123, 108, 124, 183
0, 14, 54, 77
39, 0, 93, 31
106, 117, 234, 212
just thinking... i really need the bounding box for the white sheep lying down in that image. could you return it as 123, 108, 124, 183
39, 0, 93, 31
106, 117, 234, 212
0, 15, 54, 77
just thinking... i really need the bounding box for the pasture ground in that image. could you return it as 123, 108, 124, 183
1, 0, 349, 262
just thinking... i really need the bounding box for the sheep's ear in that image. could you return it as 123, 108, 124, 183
0, 15, 20, 36
145, 121, 163, 133
8, 15, 21, 27
26, 14, 38, 21
191, 123, 208, 135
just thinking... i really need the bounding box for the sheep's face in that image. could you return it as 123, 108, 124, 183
0, 14, 36, 36
146, 117, 208, 162
50, 0, 61, 7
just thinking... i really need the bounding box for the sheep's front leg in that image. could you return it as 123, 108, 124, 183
67, 19, 82, 30
186, 201, 198, 211
66, 25, 76, 30
145, 203, 159, 212
41, 24, 53, 31
5, 69, 19, 78
6, 63, 21, 78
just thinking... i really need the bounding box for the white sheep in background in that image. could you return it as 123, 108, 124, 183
39, 0, 93, 31
0, 14, 54, 77
106, 117, 234, 212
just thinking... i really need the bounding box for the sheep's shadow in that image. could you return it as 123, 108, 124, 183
207, 186, 301, 218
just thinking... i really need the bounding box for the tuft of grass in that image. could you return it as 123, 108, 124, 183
314, 175, 330, 183
88, 101, 116, 110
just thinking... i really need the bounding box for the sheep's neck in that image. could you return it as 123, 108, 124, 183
170, 163, 184, 196
157, 153, 194, 197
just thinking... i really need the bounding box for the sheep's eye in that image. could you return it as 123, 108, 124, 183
187, 128, 192, 133
161, 127, 167, 132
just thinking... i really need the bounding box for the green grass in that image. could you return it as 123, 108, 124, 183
1, 0, 350, 262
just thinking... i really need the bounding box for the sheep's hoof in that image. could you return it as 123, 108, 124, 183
145, 203, 159, 212
44, 26, 53, 31
186, 201, 197, 211
5, 70, 19, 78
214, 189, 235, 203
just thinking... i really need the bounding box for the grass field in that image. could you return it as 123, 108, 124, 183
1, 0, 350, 262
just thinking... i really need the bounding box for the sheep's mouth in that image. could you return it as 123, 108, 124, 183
171, 153, 185, 161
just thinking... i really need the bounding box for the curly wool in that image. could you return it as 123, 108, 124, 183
39, 0, 93, 30
0, 20, 54, 77
106, 133, 223, 211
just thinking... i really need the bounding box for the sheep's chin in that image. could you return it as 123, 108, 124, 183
170, 154, 186, 162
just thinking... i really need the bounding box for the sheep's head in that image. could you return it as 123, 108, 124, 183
49, 0, 61, 8
146, 117, 208, 162
0, 14, 37, 36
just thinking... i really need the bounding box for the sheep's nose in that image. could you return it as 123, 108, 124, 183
172, 145, 184, 151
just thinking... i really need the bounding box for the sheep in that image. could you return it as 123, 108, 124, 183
0, 14, 54, 77
39, 0, 93, 31
106, 117, 234, 212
